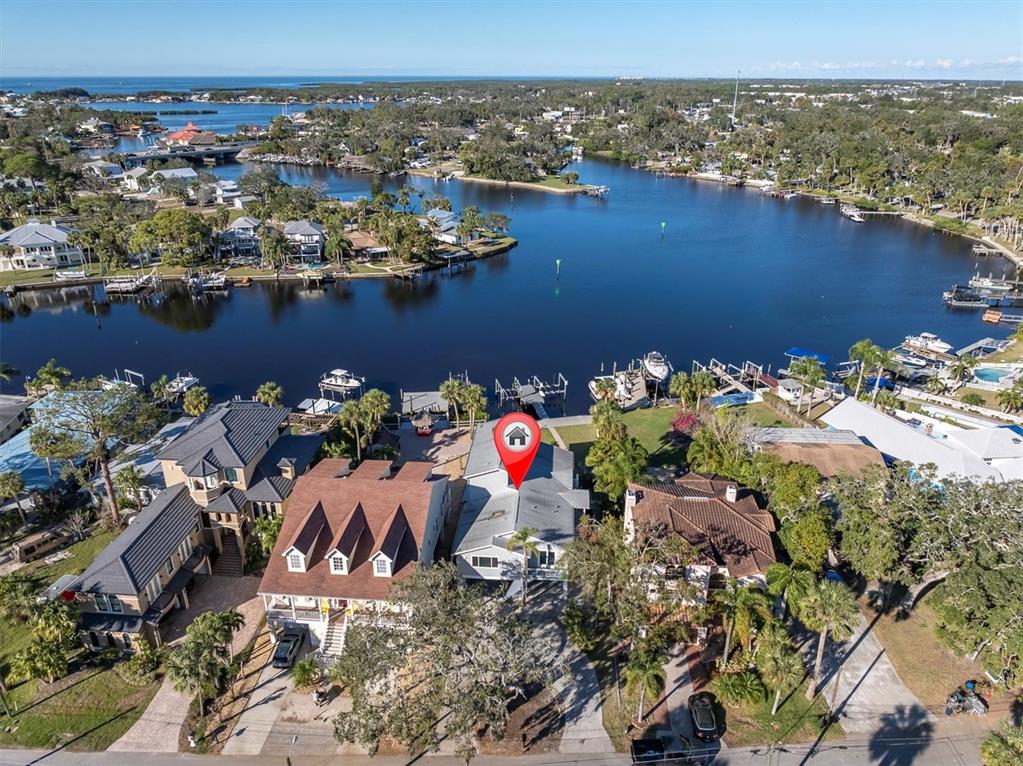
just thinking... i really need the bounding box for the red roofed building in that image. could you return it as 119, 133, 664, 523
623, 473, 777, 603
258, 459, 449, 653
164, 122, 217, 147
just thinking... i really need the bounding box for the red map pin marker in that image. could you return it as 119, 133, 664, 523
494, 413, 541, 489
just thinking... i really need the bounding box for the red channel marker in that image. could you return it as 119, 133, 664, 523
493, 412, 541, 489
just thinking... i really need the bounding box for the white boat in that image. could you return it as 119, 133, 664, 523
968, 273, 1014, 292
904, 332, 952, 355
53, 269, 86, 281
641, 351, 672, 383
783, 192, 798, 200
840, 205, 865, 222
819, 197, 837, 205
894, 354, 927, 369
320, 369, 365, 391
166, 372, 199, 395
200, 272, 228, 290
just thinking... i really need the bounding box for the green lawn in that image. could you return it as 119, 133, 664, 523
720, 682, 840, 748
737, 401, 801, 428
534, 176, 588, 191
0, 264, 192, 287
24, 529, 118, 584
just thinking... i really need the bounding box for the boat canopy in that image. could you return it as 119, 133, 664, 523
785, 347, 831, 365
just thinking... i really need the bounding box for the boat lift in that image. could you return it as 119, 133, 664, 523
494, 373, 568, 420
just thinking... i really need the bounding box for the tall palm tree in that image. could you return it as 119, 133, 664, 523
996, 384, 1023, 413
691, 370, 717, 409
758, 643, 804, 716
668, 372, 693, 407
439, 378, 465, 425
325, 230, 353, 269
925, 376, 948, 395
593, 377, 617, 402
590, 399, 623, 438
714, 583, 772, 662
506, 527, 539, 606
765, 563, 815, 619
255, 381, 284, 407
150, 374, 171, 408
360, 389, 392, 446
30, 358, 70, 394
789, 357, 825, 415
948, 354, 979, 383
461, 384, 486, 433
113, 465, 145, 513
338, 400, 364, 462
183, 386, 211, 417
870, 348, 896, 404
624, 648, 667, 724
847, 339, 876, 399
800, 579, 859, 699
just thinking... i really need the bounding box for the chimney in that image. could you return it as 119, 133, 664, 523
725, 485, 738, 503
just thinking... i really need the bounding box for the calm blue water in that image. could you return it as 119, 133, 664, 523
0, 157, 1009, 412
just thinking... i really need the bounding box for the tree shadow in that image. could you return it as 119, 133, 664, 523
25, 705, 139, 765
866, 704, 934, 766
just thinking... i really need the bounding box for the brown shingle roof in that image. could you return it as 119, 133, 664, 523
763, 443, 886, 478
259, 459, 444, 601
629, 474, 776, 578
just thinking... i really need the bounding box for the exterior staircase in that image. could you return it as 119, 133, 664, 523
320, 619, 348, 656
212, 532, 243, 577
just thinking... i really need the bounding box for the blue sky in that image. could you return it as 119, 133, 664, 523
2, 0, 1020, 80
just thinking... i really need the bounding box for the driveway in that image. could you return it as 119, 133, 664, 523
806, 613, 930, 736
107, 575, 265, 752
221, 660, 293, 755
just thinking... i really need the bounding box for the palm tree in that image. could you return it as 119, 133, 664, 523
183, 386, 211, 417
0, 362, 21, 384
150, 374, 171, 408
29, 358, 70, 394
359, 389, 391, 447
789, 357, 825, 415
714, 583, 772, 662
925, 376, 948, 395
0, 471, 26, 525
338, 400, 364, 462
325, 230, 353, 269
593, 377, 616, 402
981, 722, 1023, 766
255, 381, 284, 407
869, 348, 895, 404
765, 563, 815, 619
712, 670, 765, 707
506, 527, 539, 606
590, 399, 623, 438
439, 378, 465, 425
996, 384, 1023, 413
691, 370, 717, 408
800, 579, 859, 699
948, 354, 979, 383
847, 339, 876, 399
461, 384, 486, 433
757, 643, 804, 715
668, 371, 693, 407
624, 648, 666, 724
113, 465, 145, 513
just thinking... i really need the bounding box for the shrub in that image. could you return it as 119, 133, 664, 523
290, 656, 321, 690
961, 392, 985, 407
711, 670, 765, 707
119, 641, 164, 686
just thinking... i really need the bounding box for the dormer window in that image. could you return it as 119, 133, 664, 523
225, 468, 239, 483
373, 556, 391, 577
287, 552, 304, 572
328, 553, 348, 575
204, 474, 218, 489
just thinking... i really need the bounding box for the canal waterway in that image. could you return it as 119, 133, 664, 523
2, 155, 1008, 413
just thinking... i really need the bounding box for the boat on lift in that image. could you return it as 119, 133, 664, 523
818, 197, 837, 205
894, 353, 928, 369
943, 285, 990, 309
641, 351, 672, 383
840, 204, 865, 222
166, 372, 200, 396
904, 332, 953, 355
968, 272, 1014, 292
320, 369, 365, 391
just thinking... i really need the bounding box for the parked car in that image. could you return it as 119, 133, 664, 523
688, 692, 719, 742
271, 629, 305, 668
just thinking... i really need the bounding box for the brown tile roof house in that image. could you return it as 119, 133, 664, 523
258, 458, 449, 651
624, 474, 776, 579
751, 427, 887, 478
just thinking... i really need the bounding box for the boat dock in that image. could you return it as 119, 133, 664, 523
581, 185, 610, 198
982, 309, 1023, 325
693, 358, 767, 395
104, 269, 160, 296
495, 373, 568, 419
318, 369, 365, 400
973, 243, 1004, 257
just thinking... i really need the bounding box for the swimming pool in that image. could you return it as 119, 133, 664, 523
974, 367, 1011, 382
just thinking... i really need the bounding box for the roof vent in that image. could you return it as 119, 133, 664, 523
725, 485, 738, 503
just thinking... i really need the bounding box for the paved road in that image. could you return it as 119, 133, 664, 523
2, 735, 983, 765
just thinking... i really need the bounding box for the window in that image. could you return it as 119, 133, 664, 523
108, 595, 123, 613
95, 593, 109, 611
165, 557, 174, 576
539, 549, 556, 568
471, 556, 499, 569
329, 555, 347, 575
204, 475, 218, 489
225, 467, 239, 483
374, 558, 390, 576
145, 577, 161, 604
178, 536, 193, 562
287, 552, 303, 572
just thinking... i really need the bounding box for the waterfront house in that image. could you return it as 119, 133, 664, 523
421, 208, 478, 246
0, 219, 85, 272
69, 486, 212, 650
163, 122, 217, 147
257, 459, 449, 653
283, 220, 324, 263
121, 166, 150, 192
150, 167, 199, 196
155, 400, 322, 569
219, 216, 261, 259
623, 474, 777, 602
82, 159, 122, 180
820, 397, 1020, 483
215, 179, 241, 206
750, 427, 886, 478
452, 420, 589, 583
78, 117, 114, 135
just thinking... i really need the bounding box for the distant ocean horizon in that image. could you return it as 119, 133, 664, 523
0, 75, 589, 95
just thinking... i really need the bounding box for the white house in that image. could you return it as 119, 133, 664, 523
0, 219, 85, 272
121, 167, 150, 192
452, 420, 589, 582
283, 220, 324, 263
219, 216, 261, 258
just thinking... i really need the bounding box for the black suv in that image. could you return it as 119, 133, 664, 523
688, 692, 719, 742
271, 629, 305, 669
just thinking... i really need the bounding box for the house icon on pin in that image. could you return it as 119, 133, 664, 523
505, 425, 529, 448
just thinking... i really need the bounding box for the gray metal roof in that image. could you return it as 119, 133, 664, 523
245, 432, 323, 502
454, 420, 585, 554
73, 485, 200, 596
284, 220, 323, 236
157, 400, 289, 472
0, 219, 72, 248
751, 427, 865, 445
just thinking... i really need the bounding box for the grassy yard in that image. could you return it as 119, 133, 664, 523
740, 401, 801, 427
987, 338, 1022, 364
720, 682, 839, 748
864, 591, 984, 709
534, 176, 589, 192
954, 387, 1003, 410
0, 526, 155, 752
